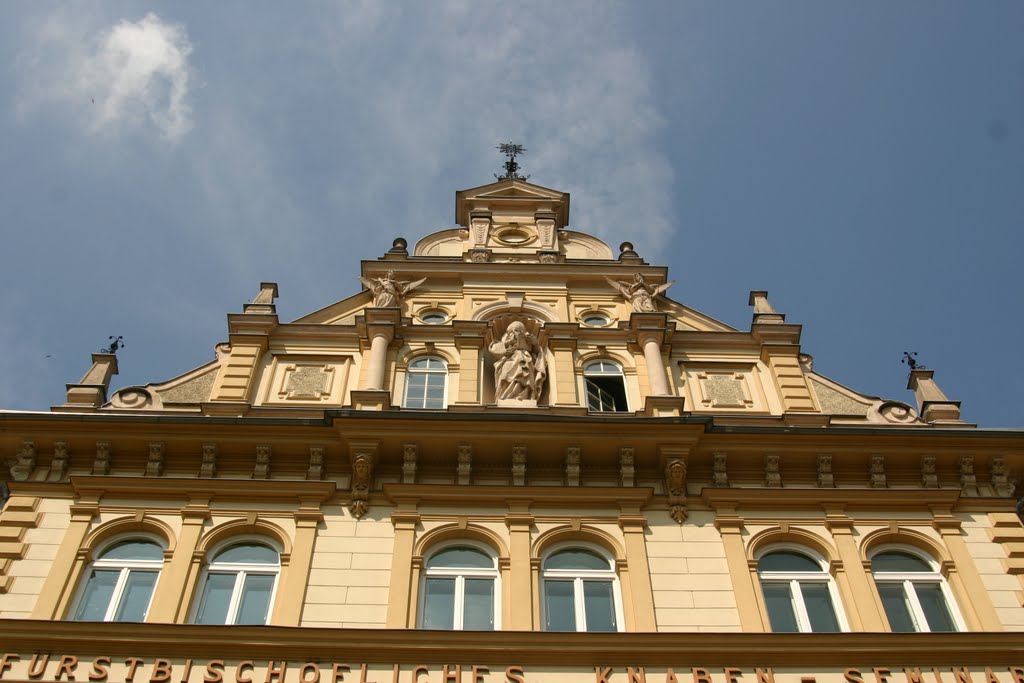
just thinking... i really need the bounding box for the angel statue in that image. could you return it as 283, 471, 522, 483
605, 273, 674, 312
359, 271, 426, 308
489, 321, 547, 403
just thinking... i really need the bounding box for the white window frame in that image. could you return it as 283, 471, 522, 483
404, 356, 449, 409
540, 542, 624, 633
582, 360, 628, 413
870, 545, 965, 633
71, 534, 165, 622
756, 544, 848, 633
418, 541, 501, 630
191, 537, 281, 626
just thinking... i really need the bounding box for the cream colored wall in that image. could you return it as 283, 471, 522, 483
0, 497, 71, 618
963, 512, 1024, 628
303, 504, 394, 628
646, 510, 740, 632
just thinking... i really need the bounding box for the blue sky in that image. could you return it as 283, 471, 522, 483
1, 2, 1021, 426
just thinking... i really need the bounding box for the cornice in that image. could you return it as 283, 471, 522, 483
68, 476, 337, 503
383, 484, 653, 509
0, 620, 1020, 666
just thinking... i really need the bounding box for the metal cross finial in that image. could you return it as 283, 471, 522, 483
901, 351, 924, 371
495, 141, 529, 180
101, 336, 125, 354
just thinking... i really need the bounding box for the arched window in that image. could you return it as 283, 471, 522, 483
541, 546, 622, 632
404, 357, 447, 409
870, 547, 961, 632
194, 541, 280, 625
583, 361, 627, 412
757, 548, 844, 632
73, 538, 164, 622
420, 544, 498, 630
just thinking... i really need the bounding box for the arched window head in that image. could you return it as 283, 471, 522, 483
871, 547, 961, 632
583, 361, 627, 413
420, 544, 499, 630
194, 540, 280, 625
73, 538, 164, 622
405, 357, 448, 409
541, 546, 622, 632
757, 548, 845, 633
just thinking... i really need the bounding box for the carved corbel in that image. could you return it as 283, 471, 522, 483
620, 447, 635, 487
93, 442, 111, 475
817, 454, 834, 488
457, 443, 472, 485
712, 452, 728, 487
665, 458, 688, 524
307, 446, 325, 480
9, 440, 37, 481
145, 442, 164, 477
402, 443, 417, 484
199, 443, 218, 478
921, 454, 938, 488
512, 445, 527, 486
349, 443, 377, 519
51, 441, 69, 481
565, 445, 581, 487
870, 455, 886, 488
253, 445, 271, 479
960, 454, 977, 491
765, 454, 781, 487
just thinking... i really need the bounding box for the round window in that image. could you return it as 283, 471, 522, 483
419, 310, 448, 324
582, 313, 610, 327
499, 230, 530, 244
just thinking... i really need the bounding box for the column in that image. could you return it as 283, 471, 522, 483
619, 511, 657, 631
639, 333, 670, 396
147, 499, 209, 622
271, 499, 324, 626
505, 506, 535, 630
715, 510, 765, 632
365, 331, 392, 390
386, 504, 421, 628
31, 499, 98, 619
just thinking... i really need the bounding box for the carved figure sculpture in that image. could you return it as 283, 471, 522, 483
605, 273, 674, 313
359, 271, 426, 308
489, 321, 547, 401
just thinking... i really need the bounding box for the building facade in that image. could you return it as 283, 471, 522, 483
1, 175, 1023, 683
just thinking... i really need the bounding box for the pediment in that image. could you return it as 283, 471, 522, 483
455, 179, 570, 229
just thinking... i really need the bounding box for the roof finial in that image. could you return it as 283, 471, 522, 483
495, 142, 529, 180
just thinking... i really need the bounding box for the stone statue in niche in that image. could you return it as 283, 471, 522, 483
605, 273, 674, 313
359, 271, 426, 308
489, 320, 547, 404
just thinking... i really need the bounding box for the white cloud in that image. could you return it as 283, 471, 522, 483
316, 1, 674, 250
16, 11, 194, 142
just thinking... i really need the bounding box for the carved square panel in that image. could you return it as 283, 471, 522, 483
262, 356, 353, 405
680, 363, 766, 412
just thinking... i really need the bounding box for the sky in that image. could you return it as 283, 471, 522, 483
1, 2, 1021, 427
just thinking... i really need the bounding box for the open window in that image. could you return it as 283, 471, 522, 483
583, 360, 627, 412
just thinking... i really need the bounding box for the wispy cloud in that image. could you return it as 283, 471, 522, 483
16, 11, 194, 142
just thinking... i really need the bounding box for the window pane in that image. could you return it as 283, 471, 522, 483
422, 578, 455, 629
196, 573, 235, 624
762, 582, 799, 632
543, 580, 576, 631
74, 569, 119, 621
914, 583, 956, 632
462, 578, 495, 630
407, 374, 426, 388
213, 543, 277, 565
583, 580, 617, 632
427, 547, 494, 569
800, 583, 840, 632
872, 551, 932, 573
236, 574, 275, 625
100, 540, 164, 561
544, 549, 609, 571
758, 551, 821, 573
877, 582, 917, 632
113, 570, 158, 622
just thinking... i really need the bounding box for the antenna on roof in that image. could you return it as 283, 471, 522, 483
495, 142, 529, 181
